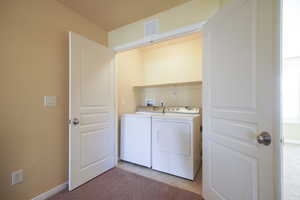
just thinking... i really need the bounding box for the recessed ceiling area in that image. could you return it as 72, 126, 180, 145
57, 0, 191, 31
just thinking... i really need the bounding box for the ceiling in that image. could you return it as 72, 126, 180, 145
57, 0, 191, 31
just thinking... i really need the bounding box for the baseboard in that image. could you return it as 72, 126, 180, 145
31, 182, 68, 200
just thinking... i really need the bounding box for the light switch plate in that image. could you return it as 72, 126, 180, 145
44, 96, 57, 107
11, 169, 23, 185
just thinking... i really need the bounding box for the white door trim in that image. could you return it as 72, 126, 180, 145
112, 58, 119, 165
112, 22, 207, 52
274, 0, 283, 199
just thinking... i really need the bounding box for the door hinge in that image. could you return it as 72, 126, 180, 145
280, 136, 285, 144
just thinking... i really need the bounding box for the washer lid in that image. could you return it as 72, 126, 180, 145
122, 113, 152, 118
136, 106, 164, 113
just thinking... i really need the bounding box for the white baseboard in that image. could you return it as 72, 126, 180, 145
31, 182, 68, 200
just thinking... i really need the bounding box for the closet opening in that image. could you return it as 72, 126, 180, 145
115, 32, 203, 194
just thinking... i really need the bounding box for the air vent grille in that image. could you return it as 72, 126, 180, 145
144, 19, 159, 38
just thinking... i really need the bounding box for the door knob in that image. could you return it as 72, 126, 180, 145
72, 118, 80, 125
256, 131, 271, 146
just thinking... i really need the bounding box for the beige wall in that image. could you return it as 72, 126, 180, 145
283, 123, 300, 141
108, 0, 232, 48
137, 83, 202, 107
141, 34, 202, 85
0, 1, 107, 199
116, 50, 144, 116
117, 33, 202, 116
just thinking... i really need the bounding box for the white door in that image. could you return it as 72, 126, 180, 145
69, 32, 115, 190
202, 0, 275, 199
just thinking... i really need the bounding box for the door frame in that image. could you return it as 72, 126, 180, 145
275, 0, 284, 199
112, 1, 283, 198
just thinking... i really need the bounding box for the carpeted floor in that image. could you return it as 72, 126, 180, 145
49, 168, 203, 200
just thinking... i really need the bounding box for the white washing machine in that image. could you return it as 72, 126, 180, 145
120, 106, 164, 168
151, 106, 201, 180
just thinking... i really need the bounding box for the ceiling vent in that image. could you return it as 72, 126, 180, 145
144, 19, 159, 38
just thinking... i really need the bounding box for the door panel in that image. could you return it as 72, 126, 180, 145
80, 46, 111, 106
210, 0, 256, 111
69, 32, 115, 190
211, 118, 257, 146
80, 128, 112, 168
210, 141, 257, 200
203, 0, 274, 199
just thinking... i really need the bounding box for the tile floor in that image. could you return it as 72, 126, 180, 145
117, 161, 202, 195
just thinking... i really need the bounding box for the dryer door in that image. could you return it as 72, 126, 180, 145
152, 118, 194, 179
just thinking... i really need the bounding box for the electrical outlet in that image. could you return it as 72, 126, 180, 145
145, 98, 155, 106
11, 169, 23, 185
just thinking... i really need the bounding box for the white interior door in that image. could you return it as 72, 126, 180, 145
203, 0, 275, 199
69, 32, 115, 190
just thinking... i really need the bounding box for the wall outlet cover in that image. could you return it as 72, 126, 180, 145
11, 169, 23, 185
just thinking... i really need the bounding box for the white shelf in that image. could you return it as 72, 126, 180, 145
134, 81, 202, 88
